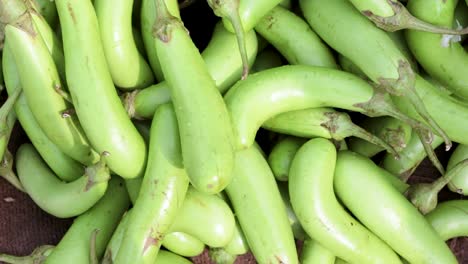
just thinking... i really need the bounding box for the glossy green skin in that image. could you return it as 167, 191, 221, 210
94, 0, 154, 89
123, 178, 235, 248
254, 6, 337, 68
300, 0, 408, 83
102, 210, 131, 263
154, 12, 235, 194
222, 0, 282, 32
104, 211, 204, 262
392, 75, 468, 145
169, 187, 236, 248
224, 221, 249, 255
300, 239, 335, 264
263, 107, 378, 142
210, 192, 251, 254
5, 22, 98, 166
289, 138, 402, 264
140, 0, 181, 81
446, 144, 468, 195
338, 29, 419, 81
154, 250, 192, 264
426, 200, 468, 241
406, 0, 468, 99
334, 151, 458, 264
2, 43, 83, 182
29, 12, 65, 81
226, 145, 298, 264
16, 144, 109, 218
277, 182, 307, 240
224, 65, 378, 148
303, 0, 442, 145
348, 116, 411, 157
381, 130, 444, 180
268, 136, 306, 181
115, 104, 189, 264
56, 0, 147, 179
44, 177, 130, 264
162, 232, 205, 257
213, 190, 250, 256
348, 0, 395, 17
134, 21, 258, 119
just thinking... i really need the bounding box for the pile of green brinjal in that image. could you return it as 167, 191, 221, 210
0, 0, 468, 263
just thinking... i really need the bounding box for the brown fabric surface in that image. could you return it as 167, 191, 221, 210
0, 177, 72, 256
0, 140, 466, 263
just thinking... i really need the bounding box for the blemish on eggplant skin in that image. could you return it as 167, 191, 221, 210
143, 235, 159, 253
274, 255, 286, 264
362, 10, 374, 17
67, 3, 77, 25
266, 16, 276, 30
194, 196, 208, 208
159, 32, 171, 43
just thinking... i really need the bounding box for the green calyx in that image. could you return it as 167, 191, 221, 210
406, 158, 468, 214
0, 149, 24, 192
363, 0, 468, 34
320, 111, 399, 158
208, 247, 237, 264
0, 244, 54, 264
85, 152, 111, 191
152, 0, 186, 43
